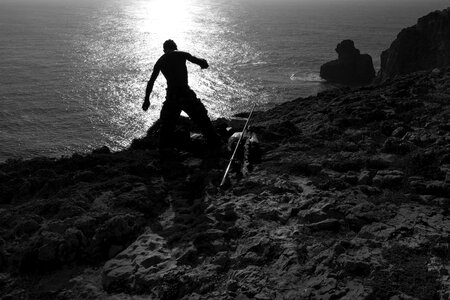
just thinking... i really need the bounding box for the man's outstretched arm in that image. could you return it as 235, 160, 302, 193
143, 65, 160, 111
187, 55, 209, 69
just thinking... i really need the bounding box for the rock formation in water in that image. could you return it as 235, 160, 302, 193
320, 39, 375, 85
1, 67, 450, 299
377, 8, 450, 82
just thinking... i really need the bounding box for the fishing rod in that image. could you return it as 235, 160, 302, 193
220, 102, 257, 188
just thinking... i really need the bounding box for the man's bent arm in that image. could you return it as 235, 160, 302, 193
187, 55, 209, 69
143, 66, 160, 111
145, 67, 160, 100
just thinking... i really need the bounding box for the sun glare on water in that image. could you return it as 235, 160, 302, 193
138, 0, 193, 47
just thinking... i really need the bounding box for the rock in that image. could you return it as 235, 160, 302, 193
358, 170, 372, 185
254, 290, 274, 300
424, 181, 449, 197
373, 170, 404, 188
299, 207, 328, 224
73, 215, 99, 238
377, 8, 450, 81
359, 185, 382, 196
176, 246, 198, 266
409, 178, 450, 196
93, 214, 145, 258
92, 146, 111, 155
341, 173, 359, 185
264, 121, 302, 142
391, 127, 408, 138
193, 228, 227, 253
345, 201, 386, 230
289, 160, 322, 176
35, 168, 57, 179
60, 228, 88, 262
102, 232, 173, 293
210, 251, 230, 269
73, 170, 96, 182
0, 272, 12, 287
42, 219, 69, 235
2, 289, 27, 299
102, 261, 136, 292
305, 218, 340, 232
19, 226, 88, 272
235, 294, 251, 300
233, 236, 279, 267
13, 219, 40, 237
36, 231, 64, 263
114, 184, 156, 214
0, 239, 5, 270
366, 155, 396, 170
337, 255, 372, 276
382, 137, 412, 154
320, 40, 375, 85
434, 197, 450, 210
358, 222, 396, 241
327, 158, 364, 172
57, 203, 86, 220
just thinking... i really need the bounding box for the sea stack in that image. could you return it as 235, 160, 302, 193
320, 39, 375, 85
377, 8, 450, 82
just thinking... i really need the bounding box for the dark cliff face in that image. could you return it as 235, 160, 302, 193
378, 8, 450, 82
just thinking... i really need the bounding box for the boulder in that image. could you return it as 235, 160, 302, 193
93, 214, 145, 258
305, 218, 340, 232
13, 219, 41, 237
0, 238, 5, 270
102, 232, 175, 293
381, 137, 413, 155
377, 8, 450, 81
320, 40, 375, 85
373, 170, 404, 188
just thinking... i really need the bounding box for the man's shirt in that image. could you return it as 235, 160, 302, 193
155, 51, 192, 90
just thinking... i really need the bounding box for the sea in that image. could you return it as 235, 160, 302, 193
0, 0, 448, 161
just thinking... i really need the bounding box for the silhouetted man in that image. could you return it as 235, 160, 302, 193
143, 39, 220, 156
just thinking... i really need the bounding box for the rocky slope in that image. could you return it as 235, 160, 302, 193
377, 8, 450, 82
1, 67, 450, 299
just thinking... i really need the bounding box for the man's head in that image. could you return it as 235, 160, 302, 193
163, 39, 177, 53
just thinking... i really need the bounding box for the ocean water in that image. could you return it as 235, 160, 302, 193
0, 0, 447, 161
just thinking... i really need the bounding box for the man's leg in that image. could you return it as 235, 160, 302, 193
182, 90, 220, 147
159, 100, 181, 153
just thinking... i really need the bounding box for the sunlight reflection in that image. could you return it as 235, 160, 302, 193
138, 0, 191, 45
124, 0, 260, 142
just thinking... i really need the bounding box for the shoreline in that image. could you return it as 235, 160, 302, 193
0, 78, 363, 165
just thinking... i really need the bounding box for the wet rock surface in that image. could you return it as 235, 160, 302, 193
1, 68, 450, 299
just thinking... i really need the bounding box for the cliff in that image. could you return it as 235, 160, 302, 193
377, 8, 450, 82
1, 67, 450, 299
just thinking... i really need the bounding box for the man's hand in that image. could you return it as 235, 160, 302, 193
188, 55, 209, 69
200, 59, 209, 69
142, 99, 150, 111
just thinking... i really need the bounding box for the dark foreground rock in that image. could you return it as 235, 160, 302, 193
377, 7, 450, 82
320, 40, 375, 85
1, 67, 450, 299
